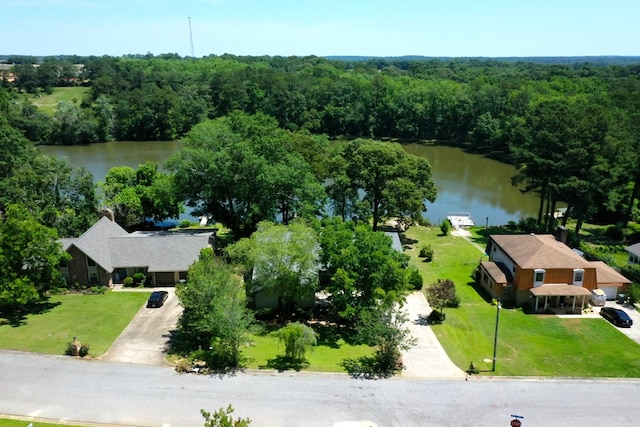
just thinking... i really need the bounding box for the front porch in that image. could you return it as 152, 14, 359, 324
530, 284, 593, 314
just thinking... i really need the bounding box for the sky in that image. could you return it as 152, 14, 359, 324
1, 0, 639, 58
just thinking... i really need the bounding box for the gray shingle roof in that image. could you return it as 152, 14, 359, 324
626, 242, 640, 258
68, 216, 129, 272
61, 217, 212, 273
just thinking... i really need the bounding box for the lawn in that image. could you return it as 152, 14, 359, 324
242, 332, 374, 372
29, 87, 88, 116
0, 292, 148, 356
402, 225, 640, 377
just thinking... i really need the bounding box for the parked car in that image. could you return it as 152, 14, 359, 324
147, 291, 168, 308
600, 307, 633, 328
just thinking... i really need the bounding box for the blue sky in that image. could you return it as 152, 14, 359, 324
1, 0, 639, 57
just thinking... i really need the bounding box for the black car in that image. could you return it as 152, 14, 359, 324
600, 307, 633, 328
147, 291, 168, 308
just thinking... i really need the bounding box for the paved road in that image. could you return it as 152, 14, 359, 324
1, 350, 639, 427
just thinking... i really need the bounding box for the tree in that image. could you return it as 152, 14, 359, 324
0, 204, 68, 309
425, 279, 457, 319
201, 406, 251, 427
226, 221, 320, 317
167, 112, 325, 238
274, 322, 317, 361
100, 162, 181, 229
175, 249, 253, 368
356, 305, 416, 373
318, 218, 409, 321
328, 139, 436, 231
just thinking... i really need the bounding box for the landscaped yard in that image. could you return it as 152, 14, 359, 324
29, 87, 89, 116
402, 225, 640, 377
0, 292, 148, 356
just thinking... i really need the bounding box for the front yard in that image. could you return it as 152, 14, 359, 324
403, 225, 640, 377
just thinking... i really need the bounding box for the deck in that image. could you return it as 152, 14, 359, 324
447, 212, 475, 229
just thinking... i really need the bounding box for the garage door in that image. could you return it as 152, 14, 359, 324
599, 286, 619, 300
154, 272, 177, 286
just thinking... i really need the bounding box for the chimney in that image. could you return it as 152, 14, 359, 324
556, 225, 568, 244
99, 207, 115, 222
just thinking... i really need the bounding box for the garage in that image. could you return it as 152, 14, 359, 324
599, 286, 619, 301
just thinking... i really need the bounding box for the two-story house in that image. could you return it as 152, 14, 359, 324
478, 234, 630, 311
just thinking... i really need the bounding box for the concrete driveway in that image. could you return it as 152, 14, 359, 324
400, 291, 466, 379
98, 287, 182, 366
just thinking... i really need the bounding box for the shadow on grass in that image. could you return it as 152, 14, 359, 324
466, 280, 494, 304
262, 355, 309, 372
0, 300, 61, 327
341, 355, 395, 380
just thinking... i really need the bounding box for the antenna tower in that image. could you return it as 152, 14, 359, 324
188, 17, 195, 57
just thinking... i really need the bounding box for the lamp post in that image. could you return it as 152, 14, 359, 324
492, 299, 501, 372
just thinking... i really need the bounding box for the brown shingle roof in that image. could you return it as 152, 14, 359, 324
530, 284, 592, 297
491, 234, 592, 269
481, 261, 511, 284
590, 261, 631, 285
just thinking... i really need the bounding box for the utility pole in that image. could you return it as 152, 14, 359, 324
492, 299, 501, 372
188, 17, 195, 58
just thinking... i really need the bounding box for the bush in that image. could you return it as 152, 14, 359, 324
273, 322, 317, 361
133, 272, 146, 285
416, 217, 431, 227
123, 276, 134, 287
408, 268, 423, 290
628, 283, 640, 305
605, 225, 625, 242
440, 219, 450, 236
89, 286, 106, 294
427, 310, 446, 324
419, 244, 433, 261
65, 339, 90, 357
180, 219, 192, 228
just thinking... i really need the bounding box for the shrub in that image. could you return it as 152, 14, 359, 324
605, 225, 625, 242
427, 310, 446, 324
90, 286, 106, 294
133, 272, 146, 285
65, 339, 90, 357
180, 219, 192, 228
123, 276, 134, 287
628, 283, 640, 305
273, 322, 317, 361
416, 217, 431, 227
201, 406, 252, 427
506, 220, 517, 231
419, 244, 433, 261
440, 219, 450, 236
408, 268, 423, 290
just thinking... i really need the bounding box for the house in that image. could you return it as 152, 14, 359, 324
58, 215, 215, 287
625, 242, 640, 265
478, 234, 630, 310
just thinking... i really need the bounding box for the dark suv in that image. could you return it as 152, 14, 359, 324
147, 291, 168, 308
600, 307, 633, 328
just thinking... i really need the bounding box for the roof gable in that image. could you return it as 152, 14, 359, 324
491, 234, 592, 269
626, 242, 640, 258
70, 216, 129, 272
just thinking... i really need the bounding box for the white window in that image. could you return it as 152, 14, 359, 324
533, 269, 545, 287
573, 269, 584, 286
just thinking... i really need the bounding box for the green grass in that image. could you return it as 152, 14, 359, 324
402, 225, 640, 377
29, 87, 88, 115
0, 418, 89, 427
242, 330, 374, 372
0, 292, 149, 356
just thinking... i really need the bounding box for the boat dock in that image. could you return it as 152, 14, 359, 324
447, 212, 475, 229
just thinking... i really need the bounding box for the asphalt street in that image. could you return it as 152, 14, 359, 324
1, 350, 639, 427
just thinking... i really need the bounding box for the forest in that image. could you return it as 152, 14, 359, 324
3, 53, 640, 232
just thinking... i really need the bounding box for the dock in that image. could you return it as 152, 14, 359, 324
447, 212, 474, 229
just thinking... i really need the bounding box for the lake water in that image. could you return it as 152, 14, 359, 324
39, 141, 540, 226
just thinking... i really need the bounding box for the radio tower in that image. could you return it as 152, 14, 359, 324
188, 17, 195, 57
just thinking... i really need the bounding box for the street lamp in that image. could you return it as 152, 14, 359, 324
492, 299, 501, 372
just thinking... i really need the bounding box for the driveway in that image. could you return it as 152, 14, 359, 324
99, 287, 182, 366
559, 300, 640, 344
400, 291, 466, 378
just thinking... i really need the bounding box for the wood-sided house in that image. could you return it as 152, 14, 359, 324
58, 216, 215, 287
478, 234, 630, 311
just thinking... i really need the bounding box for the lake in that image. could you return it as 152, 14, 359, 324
39, 141, 540, 226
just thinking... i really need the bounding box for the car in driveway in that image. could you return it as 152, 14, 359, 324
147, 291, 168, 308
600, 307, 633, 328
